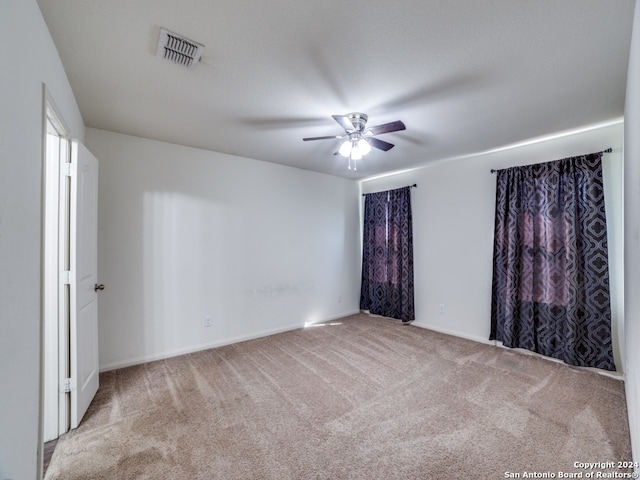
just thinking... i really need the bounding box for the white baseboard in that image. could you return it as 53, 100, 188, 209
410, 321, 494, 345
99, 310, 361, 372
101, 312, 624, 381
303, 310, 361, 327
410, 321, 624, 380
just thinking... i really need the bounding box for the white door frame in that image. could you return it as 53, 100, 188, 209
42, 87, 72, 442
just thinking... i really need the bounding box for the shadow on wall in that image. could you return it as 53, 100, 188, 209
136, 190, 349, 360
142, 191, 244, 354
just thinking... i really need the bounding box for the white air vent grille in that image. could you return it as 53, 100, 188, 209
156, 28, 204, 68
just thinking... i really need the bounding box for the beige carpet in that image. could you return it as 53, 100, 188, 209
45, 313, 632, 479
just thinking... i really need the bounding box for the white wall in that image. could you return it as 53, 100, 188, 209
85, 129, 361, 371
624, 0, 640, 465
0, 1, 85, 479
361, 121, 625, 373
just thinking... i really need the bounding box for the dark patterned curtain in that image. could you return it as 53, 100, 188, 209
490, 153, 615, 370
360, 186, 415, 322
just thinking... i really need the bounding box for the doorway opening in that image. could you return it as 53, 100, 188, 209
41, 87, 101, 478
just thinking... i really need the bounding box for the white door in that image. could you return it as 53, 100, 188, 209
69, 140, 100, 429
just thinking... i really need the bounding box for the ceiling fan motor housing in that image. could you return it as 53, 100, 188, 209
347, 112, 368, 132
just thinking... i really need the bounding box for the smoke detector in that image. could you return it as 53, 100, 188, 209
156, 27, 204, 68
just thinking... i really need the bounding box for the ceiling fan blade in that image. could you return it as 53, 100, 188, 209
332, 114, 355, 131
302, 135, 343, 141
366, 120, 406, 136
369, 137, 395, 151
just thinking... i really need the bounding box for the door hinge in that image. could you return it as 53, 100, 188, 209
62, 162, 76, 177
60, 270, 72, 285
60, 378, 77, 393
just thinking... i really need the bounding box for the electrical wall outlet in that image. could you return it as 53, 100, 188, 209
439, 304, 445, 314
204, 315, 212, 327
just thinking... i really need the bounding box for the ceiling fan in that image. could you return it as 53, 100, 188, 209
303, 113, 406, 170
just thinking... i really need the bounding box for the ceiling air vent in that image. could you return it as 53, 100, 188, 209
156, 28, 204, 68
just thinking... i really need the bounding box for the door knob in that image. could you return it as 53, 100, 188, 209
94, 284, 105, 292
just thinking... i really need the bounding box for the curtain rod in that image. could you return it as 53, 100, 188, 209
490, 147, 613, 174
362, 184, 417, 197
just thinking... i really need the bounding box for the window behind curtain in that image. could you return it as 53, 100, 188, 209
360, 186, 415, 323
490, 152, 615, 371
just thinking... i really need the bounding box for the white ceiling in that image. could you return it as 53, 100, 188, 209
37, 0, 636, 179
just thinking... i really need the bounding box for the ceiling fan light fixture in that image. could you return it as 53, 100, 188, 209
339, 135, 370, 158
339, 139, 352, 157
350, 145, 363, 161
356, 138, 371, 156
